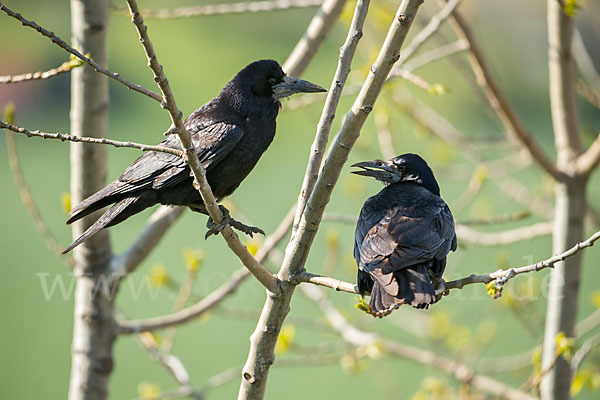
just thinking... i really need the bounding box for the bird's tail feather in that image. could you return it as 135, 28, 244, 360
62, 196, 138, 254
66, 182, 121, 225
368, 265, 436, 317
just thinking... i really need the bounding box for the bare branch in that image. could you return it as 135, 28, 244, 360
283, 0, 347, 78
576, 133, 600, 176
113, 0, 323, 19
3, 118, 75, 266
118, 206, 295, 334
240, 3, 424, 398
576, 309, 600, 337
292, 0, 368, 231
447, 6, 566, 182
456, 222, 553, 246
0, 57, 83, 84
396, 0, 463, 64
110, 206, 185, 279
0, 120, 184, 157
571, 332, 600, 373
374, 110, 396, 160
458, 211, 532, 226
0, 1, 162, 102
401, 39, 468, 72
294, 271, 359, 294
301, 284, 536, 400
124, 0, 279, 294
444, 230, 600, 290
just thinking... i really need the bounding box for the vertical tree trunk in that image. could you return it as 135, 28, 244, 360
68, 0, 114, 399
541, 1, 585, 399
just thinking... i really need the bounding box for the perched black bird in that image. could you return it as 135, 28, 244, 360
63, 60, 325, 253
352, 153, 457, 317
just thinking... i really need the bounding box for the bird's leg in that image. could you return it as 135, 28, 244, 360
205, 205, 265, 239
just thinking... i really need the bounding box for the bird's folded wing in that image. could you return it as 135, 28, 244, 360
111, 123, 244, 193
357, 205, 455, 275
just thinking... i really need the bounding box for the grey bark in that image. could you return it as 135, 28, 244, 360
68, 0, 115, 399
541, 1, 586, 399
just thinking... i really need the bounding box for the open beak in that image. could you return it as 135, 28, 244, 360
273, 75, 326, 99
351, 159, 397, 180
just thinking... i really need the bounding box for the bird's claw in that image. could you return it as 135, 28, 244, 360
205, 206, 232, 239
229, 219, 265, 238
205, 206, 265, 239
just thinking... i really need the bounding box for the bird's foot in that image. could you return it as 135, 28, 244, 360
205, 205, 265, 239
228, 218, 265, 238
205, 205, 232, 239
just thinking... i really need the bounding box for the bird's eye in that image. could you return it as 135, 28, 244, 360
396, 164, 406, 172
268, 78, 278, 86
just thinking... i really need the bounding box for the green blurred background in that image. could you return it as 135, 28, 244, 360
1, 0, 599, 398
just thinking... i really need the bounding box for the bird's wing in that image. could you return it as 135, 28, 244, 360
356, 201, 455, 275
111, 123, 244, 193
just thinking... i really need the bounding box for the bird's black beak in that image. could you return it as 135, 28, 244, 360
351, 159, 398, 181
273, 75, 326, 100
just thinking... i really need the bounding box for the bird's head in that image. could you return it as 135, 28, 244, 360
351, 153, 440, 195
234, 59, 326, 100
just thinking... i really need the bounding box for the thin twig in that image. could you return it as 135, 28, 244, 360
458, 211, 532, 226
0, 1, 162, 102
374, 110, 396, 160
240, 3, 424, 398
396, 0, 463, 65
447, 6, 566, 182
0, 58, 83, 84
456, 222, 553, 246
0, 121, 183, 157
302, 283, 536, 400
444, 230, 600, 290
576, 133, 600, 176
125, 0, 279, 293
401, 39, 468, 72
571, 333, 600, 373
113, 0, 323, 19
291, 0, 368, 231
118, 206, 295, 334
283, 0, 348, 78
110, 206, 186, 280
3, 123, 75, 266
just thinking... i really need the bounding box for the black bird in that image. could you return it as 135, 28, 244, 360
352, 153, 456, 317
63, 59, 325, 253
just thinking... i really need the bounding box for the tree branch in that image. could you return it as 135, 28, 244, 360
282, 0, 347, 78
110, 206, 186, 280
113, 0, 323, 19
3, 113, 75, 266
301, 283, 536, 400
396, 0, 462, 65
456, 222, 553, 246
447, 4, 566, 182
118, 206, 295, 334
576, 133, 600, 176
239, 3, 424, 398
124, 0, 279, 294
0, 120, 184, 157
444, 230, 600, 291
0, 57, 83, 84
0, 1, 162, 102
292, 0, 368, 231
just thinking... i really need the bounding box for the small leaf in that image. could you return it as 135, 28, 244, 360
355, 297, 372, 314
555, 331, 575, 361
4, 102, 15, 123
563, 0, 580, 17
149, 264, 169, 288
274, 324, 295, 355
183, 247, 204, 272
61, 192, 72, 214
138, 382, 161, 400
